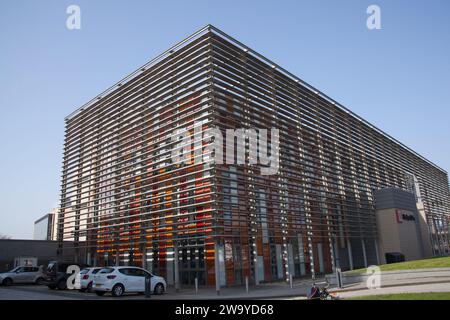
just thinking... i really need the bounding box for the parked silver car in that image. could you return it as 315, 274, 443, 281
0, 266, 45, 286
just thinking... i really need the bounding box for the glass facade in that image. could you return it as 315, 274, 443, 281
59, 25, 450, 286
33, 213, 55, 241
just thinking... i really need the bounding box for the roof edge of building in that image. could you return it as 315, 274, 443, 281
64, 24, 448, 175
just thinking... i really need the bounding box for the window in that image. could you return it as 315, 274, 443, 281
119, 268, 149, 277
119, 268, 132, 276
132, 269, 148, 277
100, 268, 114, 274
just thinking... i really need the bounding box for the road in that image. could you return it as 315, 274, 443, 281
0, 285, 162, 300
3, 275, 449, 300
0, 282, 311, 300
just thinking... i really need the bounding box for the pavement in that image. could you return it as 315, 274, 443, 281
1, 268, 450, 300
336, 282, 450, 298
0, 285, 84, 300
320, 267, 450, 299
342, 268, 450, 284
0, 280, 314, 300
333, 268, 450, 293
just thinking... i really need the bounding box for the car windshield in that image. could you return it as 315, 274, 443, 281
9, 267, 20, 273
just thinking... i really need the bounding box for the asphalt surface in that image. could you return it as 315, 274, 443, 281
0, 285, 163, 300
0, 282, 312, 300
2, 269, 450, 300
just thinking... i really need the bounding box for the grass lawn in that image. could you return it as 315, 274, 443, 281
345, 256, 450, 275
348, 292, 450, 300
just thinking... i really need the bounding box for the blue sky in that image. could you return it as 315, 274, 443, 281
0, 0, 449, 239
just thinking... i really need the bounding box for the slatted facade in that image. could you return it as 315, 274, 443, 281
59, 25, 450, 286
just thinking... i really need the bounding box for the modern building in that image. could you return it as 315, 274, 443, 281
58, 25, 450, 287
33, 209, 58, 241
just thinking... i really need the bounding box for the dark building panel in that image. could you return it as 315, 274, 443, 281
375, 188, 418, 212
0, 240, 86, 272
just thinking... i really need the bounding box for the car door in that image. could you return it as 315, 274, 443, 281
127, 269, 146, 292
13, 267, 27, 283
23, 267, 38, 282
134, 269, 147, 292
118, 268, 136, 291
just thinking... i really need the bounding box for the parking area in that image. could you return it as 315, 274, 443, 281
0, 284, 167, 300
0, 265, 170, 299
0, 280, 315, 300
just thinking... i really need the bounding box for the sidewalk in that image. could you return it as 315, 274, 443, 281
337, 282, 450, 299
327, 268, 450, 299
156, 268, 450, 299
124, 268, 450, 300
156, 279, 315, 300
331, 268, 450, 293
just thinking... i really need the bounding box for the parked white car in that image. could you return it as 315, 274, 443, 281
93, 266, 166, 297
74, 267, 102, 292
0, 266, 45, 286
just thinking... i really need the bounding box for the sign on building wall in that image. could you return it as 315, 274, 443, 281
395, 209, 416, 224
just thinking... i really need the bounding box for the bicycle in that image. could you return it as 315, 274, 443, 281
307, 280, 339, 300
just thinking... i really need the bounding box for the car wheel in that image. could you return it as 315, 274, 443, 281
86, 282, 93, 293
2, 278, 12, 286
35, 277, 44, 285
57, 279, 67, 290
95, 291, 106, 296
154, 283, 164, 295
112, 284, 125, 297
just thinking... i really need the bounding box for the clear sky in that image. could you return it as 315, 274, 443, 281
0, 0, 449, 239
